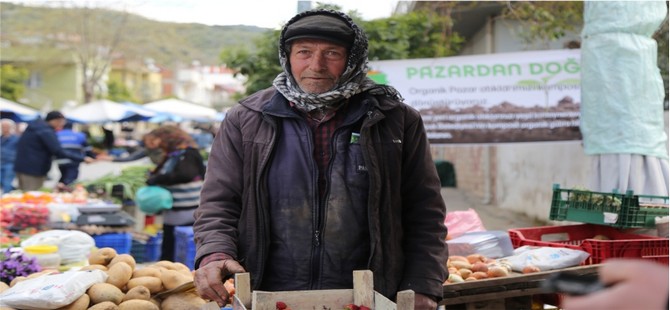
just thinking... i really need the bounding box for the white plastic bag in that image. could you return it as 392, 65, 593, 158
0, 270, 107, 309
20, 229, 95, 264
498, 246, 590, 272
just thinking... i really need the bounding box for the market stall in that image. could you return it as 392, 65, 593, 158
439, 184, 669, 309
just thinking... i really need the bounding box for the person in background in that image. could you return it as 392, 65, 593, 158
14, 111, 95, 192
562, 259, 669, 310
1, 119, 20, 193
192, 9, 447, 309
55, 122, 96, 187
109, 132, 164, 165
146, 125, 205, 261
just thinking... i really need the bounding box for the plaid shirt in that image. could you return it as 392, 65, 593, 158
292, 103, 347, 200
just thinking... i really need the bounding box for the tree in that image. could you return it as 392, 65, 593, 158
500, 1, 668, 105
106, 79, 137, 103
499, 1, 584, 44
0, 64, 29, 102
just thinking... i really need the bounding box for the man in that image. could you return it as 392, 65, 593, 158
1, 119, 19, 193
193, 9, 448, 309
14, 111, 94, 191
56, 122, 95, 186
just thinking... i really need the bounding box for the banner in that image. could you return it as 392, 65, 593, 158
368, 50, 582, 143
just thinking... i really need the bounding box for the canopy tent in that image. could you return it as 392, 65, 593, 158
143, 99, 218, 122
63, 99, 156, 123
581, 1, 669, 196
0, 98, 39, 122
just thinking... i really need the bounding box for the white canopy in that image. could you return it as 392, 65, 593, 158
143, 98, 218, 122
63, 99, 156, 123
0, 97, 39, 122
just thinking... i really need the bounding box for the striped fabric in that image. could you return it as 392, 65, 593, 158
165, 180, 203, 208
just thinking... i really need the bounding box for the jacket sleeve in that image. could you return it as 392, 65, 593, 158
398, 110, 449, 300
42, 129, 86, 162
193, 108, 245, 268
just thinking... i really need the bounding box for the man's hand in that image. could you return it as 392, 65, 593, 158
414, 293, 437, 310
562, 259, 669, 310
83, 156, 95, 164
194, 256, 246, 307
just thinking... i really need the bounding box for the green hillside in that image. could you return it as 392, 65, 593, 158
0, 2, 270, 66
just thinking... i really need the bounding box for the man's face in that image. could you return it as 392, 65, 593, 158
1, 123, 10, 136
49, 118, 66, 131
289, 39, 348, 94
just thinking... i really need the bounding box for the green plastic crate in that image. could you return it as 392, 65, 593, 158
549, 184, 669, 229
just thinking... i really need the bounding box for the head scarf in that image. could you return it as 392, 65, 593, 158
273, 9, 402, 113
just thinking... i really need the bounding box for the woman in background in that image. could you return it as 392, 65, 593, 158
146, 125, 205, 261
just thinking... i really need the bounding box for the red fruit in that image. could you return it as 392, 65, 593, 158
344, 304, 360, 310
359, 306, 371, 310
276, 301, 287, 310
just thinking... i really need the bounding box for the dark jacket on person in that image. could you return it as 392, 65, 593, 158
193, 88, 448, 300
147, 147, 205, 226
14, 119, 85, 176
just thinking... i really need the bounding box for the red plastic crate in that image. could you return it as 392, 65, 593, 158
508, 224, 668, 265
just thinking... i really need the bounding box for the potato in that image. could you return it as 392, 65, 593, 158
458, 268, 472, 279
122, 286, 151, 302
160, 269, 192, 290
450, 261, 472, 270
81, 265, 108, 272
151, 260, 177, 270
471, 271, 489, 279
178, 268, 195, 279
27, 270, 58, 279
108, 254, 136, 271
467, 254, 486, 264
132, 267, 161, 279
522, 265, 541, 274
87, 301, 118, 310
56, 293, 90, 310
487, 266, 510, 278
127, 277, 163, 294
118, 300, 158, 310
0, 281, 9, 293
448, 255, 469, 263
9, 276, 26, 287
161, 292, 207, 310
106, 262, 133, 289
89, 248, 117, 266
87, 283, 124, 305
471, 262, 489, 273
172, 262, 191, 272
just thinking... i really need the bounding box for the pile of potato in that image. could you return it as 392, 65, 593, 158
0, 247, 210, 310
445, 254, 520, 284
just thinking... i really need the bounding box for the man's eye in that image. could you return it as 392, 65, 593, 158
325, 51, 345, 60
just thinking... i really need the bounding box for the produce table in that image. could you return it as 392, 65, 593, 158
440, 264, 600, 309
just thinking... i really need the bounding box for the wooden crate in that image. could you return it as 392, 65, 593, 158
232, 270, 414, 310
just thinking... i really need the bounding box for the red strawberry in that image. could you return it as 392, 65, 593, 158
276, 301, 288, 310
344, 304, 360, 310
359, 306, 371, 310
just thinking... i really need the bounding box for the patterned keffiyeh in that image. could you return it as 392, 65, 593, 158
273, 9, 402, 113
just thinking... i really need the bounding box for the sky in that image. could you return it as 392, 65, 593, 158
8, 0, 402, 29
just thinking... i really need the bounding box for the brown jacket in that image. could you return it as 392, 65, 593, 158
193, 88, 448, 299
